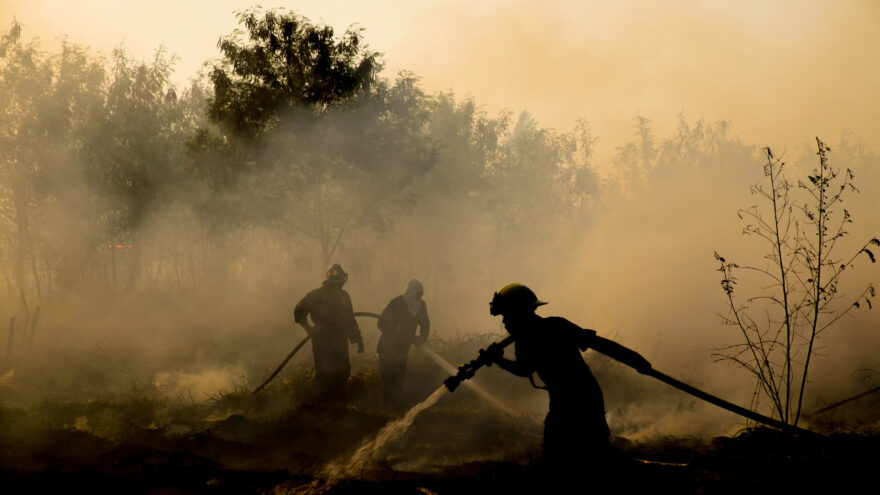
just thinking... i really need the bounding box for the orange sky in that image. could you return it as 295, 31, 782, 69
3, 0, 879, 162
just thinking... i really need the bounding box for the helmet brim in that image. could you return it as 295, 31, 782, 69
489, 300, 548, 316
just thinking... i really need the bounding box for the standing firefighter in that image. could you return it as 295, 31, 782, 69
294, 264, 364, 401
377, 279, 430, 411
482, 283, 649, 482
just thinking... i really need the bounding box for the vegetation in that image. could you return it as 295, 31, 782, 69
1, 6, 880, 491
0, 9, 606, 306
0, 6, 786, 315
0, 336, 877, 493
715, 139, 878, 425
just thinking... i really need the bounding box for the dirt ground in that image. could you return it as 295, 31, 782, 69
2, 379, 878, 494
1, 333, 878, 494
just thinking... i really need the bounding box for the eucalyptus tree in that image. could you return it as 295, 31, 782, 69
0, 22, 102, 295
1, 18, 207, 292
83, 47, 194, 285
0, 21, 48, 296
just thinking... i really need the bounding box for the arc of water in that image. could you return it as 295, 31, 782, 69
320, 385, 450, 482
416, 343, 515, 415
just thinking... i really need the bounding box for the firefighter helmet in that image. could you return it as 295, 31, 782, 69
489, 283, 547, 316
325, 264, 348, 282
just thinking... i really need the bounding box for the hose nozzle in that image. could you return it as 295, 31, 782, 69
442, 336, 515, 393
443, 366, 476, 392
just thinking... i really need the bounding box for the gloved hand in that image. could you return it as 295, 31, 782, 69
353, 339, 365, 354
412, 335, 427, 347
480, 342, 504, 366
299, 322, 314, 336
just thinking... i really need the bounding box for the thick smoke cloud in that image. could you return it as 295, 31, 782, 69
0, 3, 878, 452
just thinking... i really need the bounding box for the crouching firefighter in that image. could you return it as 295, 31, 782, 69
480, 283, 651, 480
294, 264, 365, 402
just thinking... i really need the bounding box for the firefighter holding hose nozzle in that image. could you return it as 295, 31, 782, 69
444, 283, 822, 487
377, 278, 430, 413
480, 283, 651, 484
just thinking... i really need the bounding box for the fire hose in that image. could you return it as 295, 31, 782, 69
802, 383, 880, 419
444, 335, 824, 438
250, 311, 380, 395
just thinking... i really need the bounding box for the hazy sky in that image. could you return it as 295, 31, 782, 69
3, 0, 879, 161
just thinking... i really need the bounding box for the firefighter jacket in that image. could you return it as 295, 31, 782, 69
294, 281, 362, 346
377, 295, 429, 356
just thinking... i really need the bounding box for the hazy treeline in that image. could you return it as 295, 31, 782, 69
0, 12, 600, 311
1, 8, 877, 340
0, 20, 206, 299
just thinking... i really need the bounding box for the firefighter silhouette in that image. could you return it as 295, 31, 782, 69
483, 283, 648, 482
294, 264, 364, 401
376, 279, 430, 412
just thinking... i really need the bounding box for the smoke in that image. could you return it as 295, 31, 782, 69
0, 5, 878, 471
153, 365, 247, 403
5, 1, 879, 163
327, 1, 877, 171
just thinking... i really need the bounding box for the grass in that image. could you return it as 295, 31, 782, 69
0, 327, 878, 493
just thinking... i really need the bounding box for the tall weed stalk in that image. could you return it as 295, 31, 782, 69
715, 138, 878, 425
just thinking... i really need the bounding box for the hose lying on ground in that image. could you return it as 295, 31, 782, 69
802, 383, 880, 419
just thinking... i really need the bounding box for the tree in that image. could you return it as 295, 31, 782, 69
484, 111, 591, 240
714, 138, 878, 426
208, 8, 378, 139
0, 19, 207, 292
0, 20, 53, 297
613, 115, 655, 192
193, 8, 435, 269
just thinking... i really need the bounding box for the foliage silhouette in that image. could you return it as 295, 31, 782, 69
715, 138, 878, 425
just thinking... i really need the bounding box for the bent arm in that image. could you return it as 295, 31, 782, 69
494, 356, 533, 377
293, 292, 315, 329
377, 299, 396, 333
575, 327, 598, 351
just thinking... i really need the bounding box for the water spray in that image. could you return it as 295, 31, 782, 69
320, 385, 449, 482
417, 342, 514, 414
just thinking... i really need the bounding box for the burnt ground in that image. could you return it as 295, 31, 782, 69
1, 337, 878, 494
1, 385, 878, 494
